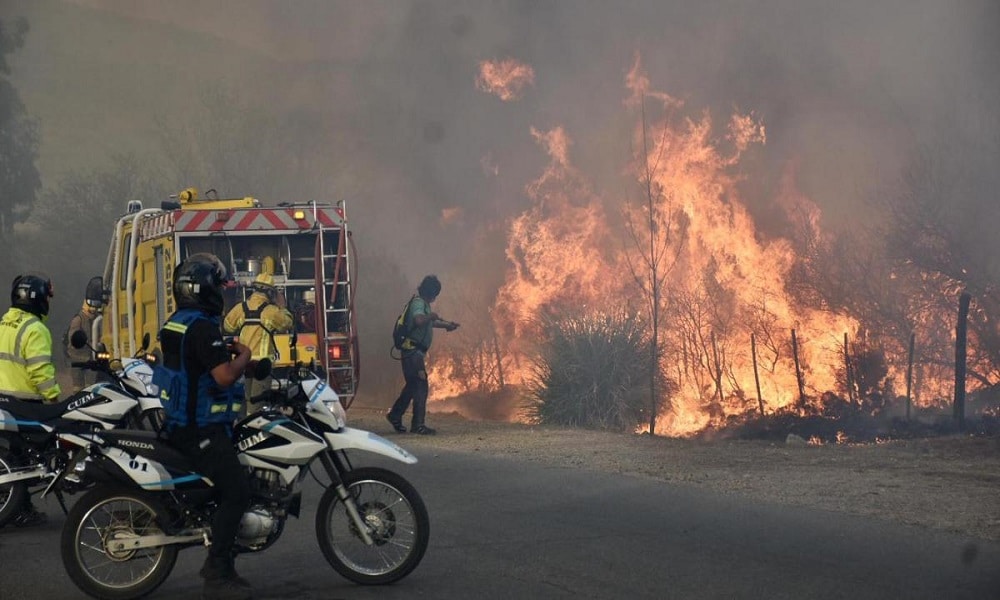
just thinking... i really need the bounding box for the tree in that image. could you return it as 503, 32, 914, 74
0, 17, 40, 254
621, 89, 689, 435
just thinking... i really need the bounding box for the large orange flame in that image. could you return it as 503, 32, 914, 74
430, 54, 964, 435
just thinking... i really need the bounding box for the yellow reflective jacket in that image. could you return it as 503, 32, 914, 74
0, 307, 62, 402
223, 292, 293, 361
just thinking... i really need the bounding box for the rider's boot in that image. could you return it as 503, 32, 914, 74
11, 501, 47, 528
200, 554, 253, 600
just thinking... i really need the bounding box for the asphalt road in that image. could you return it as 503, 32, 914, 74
1, 448, 998, 600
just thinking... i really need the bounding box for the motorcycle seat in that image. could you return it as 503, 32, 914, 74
0, 395, 78, 422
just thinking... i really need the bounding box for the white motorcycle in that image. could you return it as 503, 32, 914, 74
0, 331, 162, 526
56, 363, 429, 599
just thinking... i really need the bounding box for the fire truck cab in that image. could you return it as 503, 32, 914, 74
86, 187, 359, 407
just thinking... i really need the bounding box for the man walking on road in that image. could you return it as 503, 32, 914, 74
387, 275, 458, 435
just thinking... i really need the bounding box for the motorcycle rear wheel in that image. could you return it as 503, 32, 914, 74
61, 486, 178, 600
315, 466, 430, 585
0, 448, 29, 528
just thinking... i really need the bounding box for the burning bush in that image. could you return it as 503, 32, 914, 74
526, 309, 667, 431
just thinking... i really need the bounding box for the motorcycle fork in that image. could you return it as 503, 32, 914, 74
317, 450, 375, 546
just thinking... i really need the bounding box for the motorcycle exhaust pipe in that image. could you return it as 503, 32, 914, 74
0, 465, 48, 485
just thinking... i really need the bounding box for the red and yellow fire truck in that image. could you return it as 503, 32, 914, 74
87, 187, 360, 407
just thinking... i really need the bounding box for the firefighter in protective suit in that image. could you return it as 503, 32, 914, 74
223, 271, 292, 407
65, 299, 100, 391
153, 254, 254, 600
0, 274, 61, 527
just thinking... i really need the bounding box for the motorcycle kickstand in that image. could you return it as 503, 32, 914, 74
55, 490, 69, 515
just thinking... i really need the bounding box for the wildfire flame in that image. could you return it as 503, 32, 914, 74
428, 54, 966, 436
476, 58, 535, 101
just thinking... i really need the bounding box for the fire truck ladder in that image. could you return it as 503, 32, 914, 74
314, 204, 358, 407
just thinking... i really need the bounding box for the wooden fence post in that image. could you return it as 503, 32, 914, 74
843, 332, 855, 405
954, 292, 971, 430
751, 333, 764, 416
791, 329, 806, 409
906, 332, 915, 421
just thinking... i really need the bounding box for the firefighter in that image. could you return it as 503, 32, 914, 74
294, 288, 317, 334
223, 271, 293, 406
0, 273, 60, 527
153, 253, 255, 600
386, 275, 459, 435
64, 299, 99, 391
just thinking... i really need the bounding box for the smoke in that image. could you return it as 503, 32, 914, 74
2, 0, 997, 400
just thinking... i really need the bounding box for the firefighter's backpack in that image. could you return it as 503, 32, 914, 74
392, 296, 415, 351
392, 295, 427, 352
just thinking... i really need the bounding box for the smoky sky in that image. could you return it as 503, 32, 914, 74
3, 0, 999, 287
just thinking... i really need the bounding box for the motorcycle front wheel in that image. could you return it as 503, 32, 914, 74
315, 466, 430, 585
61, 486, 178, 600
0, 447, 29, 528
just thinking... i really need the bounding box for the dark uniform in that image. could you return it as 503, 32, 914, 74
153, 254, 254, 600
387, 275, 458, 435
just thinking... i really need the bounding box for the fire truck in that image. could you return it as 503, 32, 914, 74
85, 188, 360, 407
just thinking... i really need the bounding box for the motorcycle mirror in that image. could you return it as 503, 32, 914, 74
253, 357, 272, 381
139, 332, 150, 353
70, 330, 89, 349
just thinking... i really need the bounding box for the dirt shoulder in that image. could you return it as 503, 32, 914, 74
349, 409, 1000, 542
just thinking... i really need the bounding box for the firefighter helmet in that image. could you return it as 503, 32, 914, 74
11, 274, 54, 317
173, 253, 230, 316
252, 272, 274, 290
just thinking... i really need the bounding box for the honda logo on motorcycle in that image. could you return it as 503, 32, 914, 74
118, 439, 154, 450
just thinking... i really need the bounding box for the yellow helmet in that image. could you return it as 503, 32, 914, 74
253, 272, 274, 289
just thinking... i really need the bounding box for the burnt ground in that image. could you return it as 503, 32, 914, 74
349, 406, 1000, 542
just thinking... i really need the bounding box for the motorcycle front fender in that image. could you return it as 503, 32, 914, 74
324, 427, 418, 465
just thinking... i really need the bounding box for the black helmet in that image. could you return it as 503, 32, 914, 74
173, 253, 230, 316
11, 274, 54, 317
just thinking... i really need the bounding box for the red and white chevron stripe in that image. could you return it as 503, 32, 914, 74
171, 207, 344, 232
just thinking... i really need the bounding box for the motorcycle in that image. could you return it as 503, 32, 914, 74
0, 331, 161, 527
56, 360, 429, 600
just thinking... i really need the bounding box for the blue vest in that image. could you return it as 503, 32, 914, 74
153, 309, 244, 430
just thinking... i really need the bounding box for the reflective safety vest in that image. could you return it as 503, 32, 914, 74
0, 307, 61, 402
153, 308, 244, 429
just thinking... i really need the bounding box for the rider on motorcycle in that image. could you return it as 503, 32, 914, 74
153, 254, 255, 600
0, 273, 60, 527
